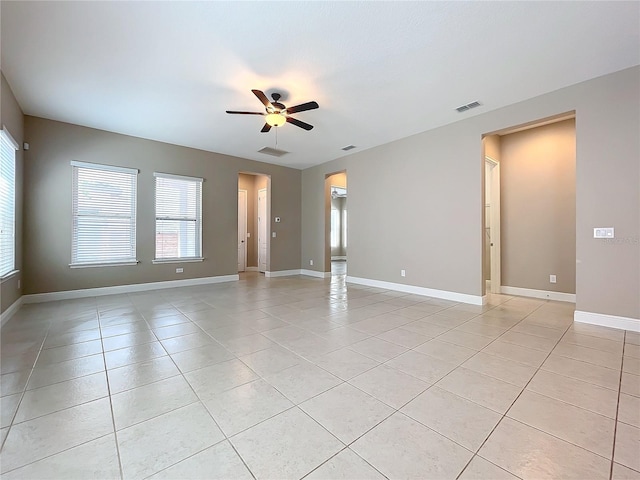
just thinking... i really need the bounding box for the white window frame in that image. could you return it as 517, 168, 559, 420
70, 160, 139, 268
153, 172, 204, 264
0, 126, 18, 278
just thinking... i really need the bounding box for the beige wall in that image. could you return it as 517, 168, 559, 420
0, 73, 24, 314
302, 66, 639, 320
500, 119, 576, 293
22, 117, 301, 294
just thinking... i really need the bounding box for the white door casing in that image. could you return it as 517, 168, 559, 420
258, 188, 267, 273
238, 189, 247, 272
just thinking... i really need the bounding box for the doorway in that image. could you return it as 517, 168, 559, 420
484, 157, 501, 294
238, 189, 247, 272
325, 171, 347, 277
238, 173, 270, 274
258, 188, 267, 273
482, 112, 576, 300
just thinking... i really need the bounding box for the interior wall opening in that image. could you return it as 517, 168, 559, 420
238, 172, 270, 274
325, 171, 347, 277
482, 112, 576, 301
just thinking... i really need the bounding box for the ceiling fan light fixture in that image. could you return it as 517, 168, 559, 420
265, 113, 286, 127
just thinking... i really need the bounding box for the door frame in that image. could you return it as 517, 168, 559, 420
485, 156, 501, 294
238, 189, 247, 272
257, 187, 268, 273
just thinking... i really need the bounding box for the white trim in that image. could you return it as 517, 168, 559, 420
1, 269, 20, 282
331, 256, 347, 261
1, 126, 19, 150
1, 296, 23, 327
70, 261, 139, 268
70, 160, 139, 175
574, 310, 640, 332
22, 275, 239, 304
152, 258, 204, 264
346, 276, 485, 305
245, 267, 259, 272
500, 285, 576, 303
265, 270, 302, 278
154, 172, 203, 183
301, 269, 332, 279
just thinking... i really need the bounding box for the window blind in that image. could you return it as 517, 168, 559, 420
71, 161, 138, 266
154, 172, 203, 260
0, 127, 18, 277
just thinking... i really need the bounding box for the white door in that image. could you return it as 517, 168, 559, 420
258, 188, 267, 273
486, 158, 501, 294
238, 190, 247, 272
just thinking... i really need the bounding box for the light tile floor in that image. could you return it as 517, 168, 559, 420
1, 271, 639, 479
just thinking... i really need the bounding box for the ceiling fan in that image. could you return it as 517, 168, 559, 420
226, 89, 319, 133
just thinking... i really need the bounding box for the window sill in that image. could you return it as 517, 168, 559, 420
69, 261, 139, 269
152, 258, 204, 264
1, 270, 20, 282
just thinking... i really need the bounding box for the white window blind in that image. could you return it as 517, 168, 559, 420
0, 127, 18, 277
71, 161, 138, 266
154, 172, 203, 261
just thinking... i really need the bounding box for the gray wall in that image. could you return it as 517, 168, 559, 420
22, 117, 301, 294
0, 73, 24, 313
301, 66, 639, 320
501, 119, 576, 294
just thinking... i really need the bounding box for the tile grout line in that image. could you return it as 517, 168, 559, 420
609, 330, 626, 480
455, 299, 573, 479
97, 299, 126, 480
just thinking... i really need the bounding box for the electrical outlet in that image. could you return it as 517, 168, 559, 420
272, 232, 277, 238
247, 232, 251, 238
309, 260, 313, 266
176, 268, 184, 274
401, 269, 406, 277
550, 274, 556, 284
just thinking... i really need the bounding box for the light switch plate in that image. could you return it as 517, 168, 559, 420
594, 227, 614, 238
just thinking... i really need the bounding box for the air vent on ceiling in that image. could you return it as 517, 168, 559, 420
341, 145, 357, 151
456, 101, 482, 113
258, 147, 289, 157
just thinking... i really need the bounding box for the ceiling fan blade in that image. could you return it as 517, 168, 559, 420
252, 89, 271, 108
285, 101, 319, 114
226, 111, 265, 115
260, 123, 272, 133
286, 117, 313, 131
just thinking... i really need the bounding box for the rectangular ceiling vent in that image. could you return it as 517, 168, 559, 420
341, 145, 357, 151
456, 101, 482, 113
258, 147, 289, 157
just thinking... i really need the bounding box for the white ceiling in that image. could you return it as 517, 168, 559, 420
2, 1, 639, 169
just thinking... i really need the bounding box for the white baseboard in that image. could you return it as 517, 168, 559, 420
22, 274, 240, 304
500, 286, 576, 303
265, 269, 331, 279
300, 269, 332, 279
1, 296, 24, 326
346, 276, 485, 305
265, 270, 302, 278
245, 267, 259, 272
574, 310, 640, 332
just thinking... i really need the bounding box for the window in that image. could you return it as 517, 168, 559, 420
154, 172, 203, 262
0, 127, 18, 277
71, 161, 138, 267
330, 208, 340, 248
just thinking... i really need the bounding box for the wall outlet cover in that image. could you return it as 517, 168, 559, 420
550, 274, 557, 283
310, 260, 313, 266
176, 268, 184, 273
401, 269, 406, 277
